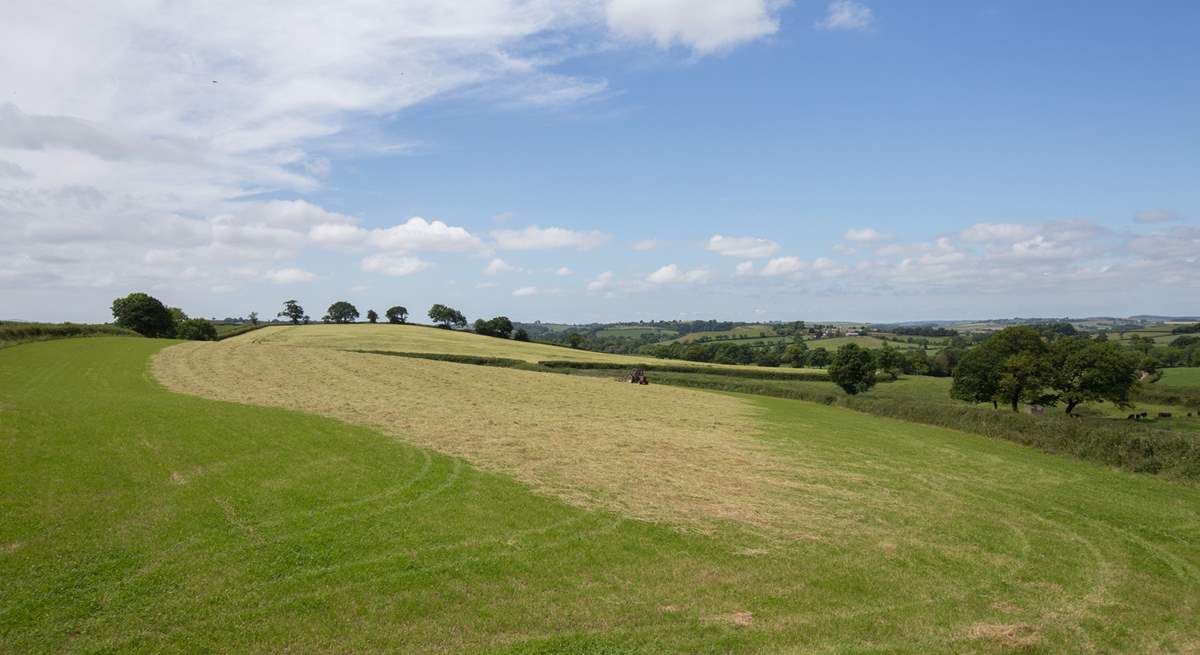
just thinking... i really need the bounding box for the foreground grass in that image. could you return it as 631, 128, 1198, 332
3, 339, 1200, 652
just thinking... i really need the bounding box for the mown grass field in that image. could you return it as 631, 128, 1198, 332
592, 325, 677, 339
4, 337, 1200, 652
671, 325, 779, 343
234, 324, 824, 374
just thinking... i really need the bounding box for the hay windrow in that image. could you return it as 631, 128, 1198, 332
153, 341, 806, 533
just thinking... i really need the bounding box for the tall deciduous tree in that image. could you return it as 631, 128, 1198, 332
1048, 337, 1138, 415
829, 344, 877, 395
951, 326, 1050, 411
428, 304, 466, 329
385, 306, 408, 324
366, 309, 379, 324
111, 292, 176, 338
326, 301, 359, 323
277, 300, 304, 324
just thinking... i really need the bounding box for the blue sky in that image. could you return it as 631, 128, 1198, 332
1, 0, 1196, 323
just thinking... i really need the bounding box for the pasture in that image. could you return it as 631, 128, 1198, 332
3, 337, 1200, 653
1157, 367, 1200, 390
671, 325, 779, 343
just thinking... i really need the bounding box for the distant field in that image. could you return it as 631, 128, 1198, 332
1158, 368, 1200, 390
672, 325, 779, 343
234, 324, 822, 374
803, 335, 922, 351
5, 338, 1200, 651
592, 325, 677, 339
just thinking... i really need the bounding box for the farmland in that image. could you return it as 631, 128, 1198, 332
233, 324, 825, 375
3, 335, 1200, 652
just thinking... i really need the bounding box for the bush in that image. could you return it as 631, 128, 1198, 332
0, 323, 139, 347
176, 319, 218, 341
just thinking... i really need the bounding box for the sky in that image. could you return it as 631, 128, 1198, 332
1, 0, 1197, 324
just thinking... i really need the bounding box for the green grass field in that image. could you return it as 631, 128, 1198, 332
671, 325, 779, 343
3, 338, 1200, 652
804, 335, 922, 350
1157, 367, 1200, 390
592, 325, 677, 339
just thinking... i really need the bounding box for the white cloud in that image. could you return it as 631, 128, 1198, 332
1134, 209, 1181, 224
264, 267, 317, 284
484, 258, 521, 275
815, 0, 875, 31
370, 217, 483, 253
555, 266, 573, 276
512, 286, 539, 296
587, 271, 614, 291
606, 0, 783, 55
705, 234, 780, 258
0, 159, 33, 179
760, 256, 805, 277
492, 225, 609, 251
844, 227, 891, 242
646, 264, 712, 284
359, 254, 431, 277
735, 260, 755, 276
959, 223, 1038, 242
632, 239, 663, 251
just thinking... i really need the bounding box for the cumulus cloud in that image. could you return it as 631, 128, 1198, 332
1134, 209, 1181, 224
735, 261, 755, 276
632, 239, 663, 251
844, 227, 891, 242
512, 286, 539, 296
646, 264, 712, 284
760, 257, 805, 277
555, 266, 573, 276
705, 235, 780, 258
0, 1, 779, 304
816, 0, 874, 31
492, 225, 609, 251
606, 0, 783, 54
264, 267, 317, 284
587, 271, 614, 291
359, 254, 431, 277
958, 223, 1038, 243
484, 258, 521, 275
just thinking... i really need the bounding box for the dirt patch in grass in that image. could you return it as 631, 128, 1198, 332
153, 341, 805, 534
968, 623, 1040, 650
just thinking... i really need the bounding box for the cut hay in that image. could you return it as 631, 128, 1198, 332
153, 341, 803, 533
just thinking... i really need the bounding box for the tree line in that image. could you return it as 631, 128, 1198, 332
824, 326, 1141, 417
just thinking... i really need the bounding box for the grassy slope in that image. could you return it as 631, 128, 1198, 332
3, 339, 1200, 652
235, 324, 822, 374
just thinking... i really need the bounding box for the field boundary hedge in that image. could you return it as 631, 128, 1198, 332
0, 323, 140, 348
537, 360, 831, 381
215, 323, 271, 340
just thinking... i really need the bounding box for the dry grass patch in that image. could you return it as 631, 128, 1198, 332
153, 341, 807, 533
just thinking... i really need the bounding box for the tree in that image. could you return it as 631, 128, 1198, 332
807, 347, 832, 367
783, 341, 809, 368
278, 300, 304, 325
111, 292, 175, 338
875, 344, 906, 381
176, 318, 218, 341
475, 316, 514, 338
385, 306, 408, 324
564, 330, 584, 349
513, 328, 530, 342
829, 344, 877, 394
1048, 337, 1138, 415
326, 301, 359, 324
248, 311, 259, 325
951, 326, 1050, 411
428, 304, 466, 329
366, 309, 379, 324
